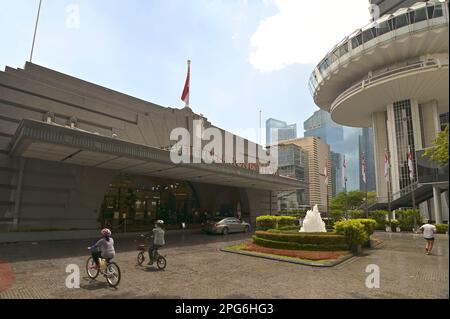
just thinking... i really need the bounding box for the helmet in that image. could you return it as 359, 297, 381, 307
101, 228, 111, 237
155, 220, 164, 225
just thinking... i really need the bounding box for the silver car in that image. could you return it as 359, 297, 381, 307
202, 217, 251, 235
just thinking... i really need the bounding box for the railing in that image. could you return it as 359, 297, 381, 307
309, 0, 449, 94
330, 59, 446, 112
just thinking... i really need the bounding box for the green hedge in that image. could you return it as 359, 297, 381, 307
369, 210, 388, 230
396, 209, 420, 230
351, 219, 377, 236
252, 235, 348, 251
277, 225, 299, 231
334, 220, 368, 246
256, 215, 296, 231
255, 230, 346, 246
349, 210, 366, 219
435, 224, 448, 234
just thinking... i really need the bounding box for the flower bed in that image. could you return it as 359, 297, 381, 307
242, 242, 348, 260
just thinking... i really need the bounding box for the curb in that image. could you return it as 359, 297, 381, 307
220, 247, 354, 267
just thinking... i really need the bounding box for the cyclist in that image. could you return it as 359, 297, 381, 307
88, 228, 116, 269
146, 220, 165, 265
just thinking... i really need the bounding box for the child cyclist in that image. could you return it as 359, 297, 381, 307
145, 220, 165, 265
89, 228, 116, 269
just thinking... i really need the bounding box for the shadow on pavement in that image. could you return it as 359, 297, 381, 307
0, 230, 252, 263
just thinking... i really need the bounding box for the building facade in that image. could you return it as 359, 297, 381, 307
0, 62, 303, 232
279, 137, 331, 213
304, 109, 376, 192
276, 144, 309, 210
266, 118, 297, 146
309, 0, 449, 222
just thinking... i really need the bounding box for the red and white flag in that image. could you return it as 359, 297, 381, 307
324, 161, 328, 185
181, 60, 191, 107
361, 152, 367, 184
384, 150, 390, 183
407, 146, 414, 181
343, 156, 347, 186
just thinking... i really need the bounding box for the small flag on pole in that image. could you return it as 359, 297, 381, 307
181, 60, 191, 107
408, 146, 414, 181
384, 150, 390, 183
343, 156, 347, 186
361, 152, 367, 184
324, 161, 328, 185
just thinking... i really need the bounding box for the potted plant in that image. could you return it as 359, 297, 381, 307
390, 219, 400, 232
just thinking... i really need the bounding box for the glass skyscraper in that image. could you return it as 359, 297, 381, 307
304, 110, 376, 192
266, 118, 297, 146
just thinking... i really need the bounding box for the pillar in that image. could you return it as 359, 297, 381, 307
433, 185, 443, 224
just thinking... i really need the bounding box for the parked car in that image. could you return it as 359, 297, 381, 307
202, 217, 251, 235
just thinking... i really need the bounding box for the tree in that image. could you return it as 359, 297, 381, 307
331, 190, 371, 212
423, 124, 449, 166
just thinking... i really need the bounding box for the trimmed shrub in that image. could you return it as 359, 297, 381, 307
329, 209, 345, 222
277, 225, 299, 232
435, 224, 448, 234
256, 215, 296, 231
396, 209, 420, 231
389, 219, 400, 231
255, 230, 346, 246
369, 210, 388, 230
351, 219, 377, 236
334, 220, 368, 246
349, 210, 366, 219
252, 235, 348, 252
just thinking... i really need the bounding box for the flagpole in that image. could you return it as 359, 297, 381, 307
409, 145, 417, 210
186, 60, 191, 108
363, 152, 368, 218
30, 0, 43, 63
343, 156, 348, 219
325, 158, 329, 215
386, 148, 392, 222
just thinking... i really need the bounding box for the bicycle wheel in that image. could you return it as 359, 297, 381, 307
137, 251, 145, 265
106, 262, 121, 287
86, 257, 99, 279
156, 255, 167, 270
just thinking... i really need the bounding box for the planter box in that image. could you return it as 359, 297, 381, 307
350, 244, 362, 255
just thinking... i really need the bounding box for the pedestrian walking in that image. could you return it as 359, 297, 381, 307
418, 222, 437, 255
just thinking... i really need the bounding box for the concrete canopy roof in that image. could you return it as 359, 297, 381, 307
9, 119, 304, 191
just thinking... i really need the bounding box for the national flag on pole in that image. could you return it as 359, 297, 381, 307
343, 156, 347, 186
361, 152, 366, 184
384, 150, 390, 183
407, 146, 414, 181
181, 60, 191, 107
324, 161, 328, 185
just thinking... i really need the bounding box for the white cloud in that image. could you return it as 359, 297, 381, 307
249, 0, 370, 72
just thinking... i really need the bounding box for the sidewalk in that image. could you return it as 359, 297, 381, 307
0, 228, 201, 244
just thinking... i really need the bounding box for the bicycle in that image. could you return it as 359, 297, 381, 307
136, 234, 167, 270
86, 248, 121, 287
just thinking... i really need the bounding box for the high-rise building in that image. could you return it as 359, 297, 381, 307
277, 144, 309, 210
279, 137, 331, 213
309, 0, 449, 222
304, 110, 376, 193
266, 118, 297, 146
330, 152, 343, 196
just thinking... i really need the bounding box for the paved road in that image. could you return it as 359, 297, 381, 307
0, 231, 448, 299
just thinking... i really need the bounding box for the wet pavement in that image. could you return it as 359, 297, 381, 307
0, 231, 448, 299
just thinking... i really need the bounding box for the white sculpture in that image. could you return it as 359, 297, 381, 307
299, 204, 327, 233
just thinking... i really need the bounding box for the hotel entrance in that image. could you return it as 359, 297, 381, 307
99, 174, 200, 231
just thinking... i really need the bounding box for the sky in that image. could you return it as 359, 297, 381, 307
0, 0, 371, 143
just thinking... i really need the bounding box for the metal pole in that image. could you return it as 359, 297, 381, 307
12, 158, 26, 231
387, 149, 392, 222
30, 0, 43, 63
259, 110, 262, 146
